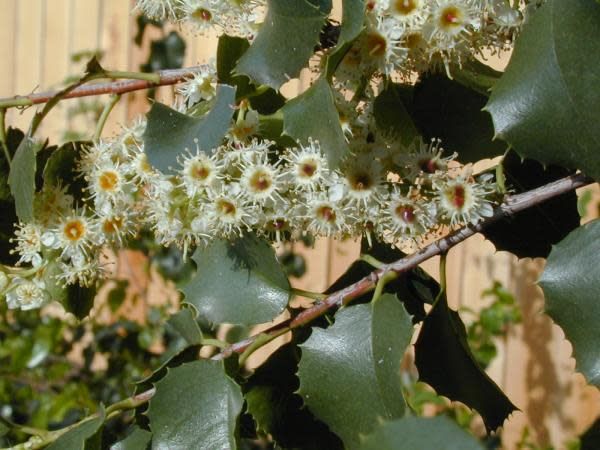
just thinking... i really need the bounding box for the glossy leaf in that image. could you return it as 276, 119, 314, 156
539, 219, 600, 387
482, 151, 580, 258
166, 307, 203, 346
244, 343, 343, 449
282, 77, 349, 169
147, 360, 243, 450
235, 0, 330, 89
485, 0, 600, 180
338, 0, 365, 45
298, 294, 413, 449
143, 84, 236, 173
181, 234, 291, 325
412, 74, 506, 164
373, 82, 419, 146
110, 426, 152, 450
43, 141, 90, 201
361, 416, 484, 450
8, 137, 42, 222
46, 408, 105, 450
414, 291, 517, 432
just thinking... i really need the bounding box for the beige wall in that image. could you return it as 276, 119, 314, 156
1, 1, 598, 448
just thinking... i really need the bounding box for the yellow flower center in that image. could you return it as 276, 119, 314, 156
98, 170, 119, 192
393, 0, 419, 15
63, 219, 86, 242
439, 6, 464, 30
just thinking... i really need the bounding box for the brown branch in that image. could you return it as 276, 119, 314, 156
212, 172, 595, 360
0, 66, 208, 108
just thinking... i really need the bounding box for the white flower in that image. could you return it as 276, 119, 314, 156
34, 184, 74, 226
5, 277, 49, 311
206, 185, 256, 238
384, 188, 436, 238
47, 211, 98, 261
304, 194, 351, 238
229, 109, 260, 143
387, 0, 430, 30
283, 139, 329, 191
337, 155, 387, 207
11, 223, 44, 267
435, 173, 495, 226
135, 0, 182, 20
179, 149, 223, 197
177, 63, 217, 107
239, 155, 283, 205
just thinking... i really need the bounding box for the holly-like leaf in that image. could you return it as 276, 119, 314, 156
482, 150, 580, 258
235, 0, 330, 90
361, 416, 484, 450
338, 0, 365, 45
282, 77, 349, 169
181, 234, 291, 325
64, 284, 97, 320
373, 82, 419, 146
412, 74, 506, 164
43, 141, 90, 201
485, 0, 600, 180
8, 137, 42, 222
539, 219, 600, 387
46, 408, 105, 450
110, 426, 152, 450
143, 84, 236, 173
244, 343, 343, 449
166, 307, 203, 346
147, 360, 243, 450
297, 294, 413, 449
414, 291, 517, 432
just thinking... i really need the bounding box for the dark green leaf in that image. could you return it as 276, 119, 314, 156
580, 417, 600, 450
451, 59, 503, 96
412, 74, 506, 164
0, 128, 24, 201
147, 360, 243, 450
110, 426, 152, 450
338, 0, 365, 45
141, 31, 186, 72
46, 408, 105, 450
166, 307, 203, 346
143, 84, 236, 173
485, 0, 600, 180
181, 234, 291, 325
235, 0, 330, 89
414, 291, 517, 432
298, 294, 413, 449
43, 141, 90, 201
539, 219, 600, 387
244, 343, 343, 449
216, 35, 285, 114
64, 284, 97, 320
282, 77, 349, 169
361, 416, 484, 450
8, 137, 42, 222
373, 82, 419, 146
0, 419, 9, 438
482, 151, 580, 258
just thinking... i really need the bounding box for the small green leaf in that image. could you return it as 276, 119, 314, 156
8, 137, 42, 222
244, 343, 343, 449
181, 234, 291, 325
482, 151, 580, 258
539, 219, 600, 387
43, 141, 90, 200
143, 84, 236, 173
282, 77, 349, 169
298, 294, 413, 449
373, 82, 419, 146
107, 280, 128, 313
412, 74, 506, 164
414, 291, 517, 432
235, 0, 330, 89
147, 360, 243, 450
46, 408, 105, 450
110, 426, 152, 450
361, 416, 484, 450
0, 419, 9, 438
141, 31, 186, 72
485, 0, 600, 180
166, 307, 203, 345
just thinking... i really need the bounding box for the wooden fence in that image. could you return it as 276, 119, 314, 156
0, 1, 598, 448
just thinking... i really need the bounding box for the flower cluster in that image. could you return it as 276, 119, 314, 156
336, 0, 521, 78
135, 0, 265, 38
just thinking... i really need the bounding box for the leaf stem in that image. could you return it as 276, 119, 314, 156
239, 328, 290, 366
360, 254, 386, 270
104, 387, 156, 416
371, 271, 397, 303
291, 287, 326, 300
200, 338, 229, 349
0, 108, 10, 168
93, 94, 121, 142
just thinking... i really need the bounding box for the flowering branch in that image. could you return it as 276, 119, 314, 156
213, 172, 594, 361
0, 66, 209, 109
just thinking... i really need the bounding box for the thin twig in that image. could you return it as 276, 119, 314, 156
0, 66, 208, 109
212, 172, 594, 360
